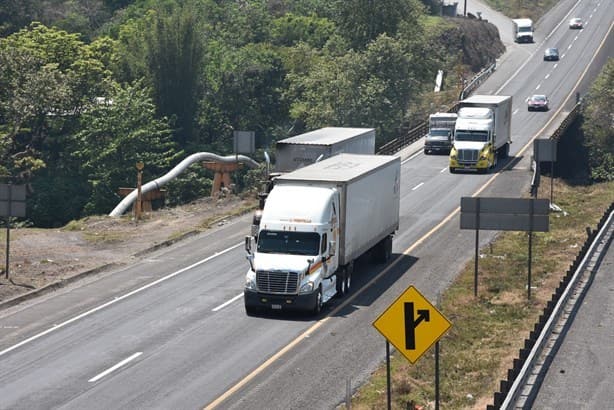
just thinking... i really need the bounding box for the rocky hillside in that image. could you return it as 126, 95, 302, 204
446, 17, 506, 72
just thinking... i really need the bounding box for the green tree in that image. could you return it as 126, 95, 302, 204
117, 2, 206, 148
0, 23, 111, 181
71, 81, 180, 215
582, 58, 614, 182
332, 0, 424, 49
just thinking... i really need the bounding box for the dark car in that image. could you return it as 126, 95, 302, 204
569, 18, 583, 29
527, 94, 549, 111
543, 47, 559, 61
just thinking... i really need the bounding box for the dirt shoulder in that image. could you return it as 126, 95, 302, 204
0, 195, 256, 305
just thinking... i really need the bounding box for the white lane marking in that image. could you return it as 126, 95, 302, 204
412, 182, 424, 191
568, 44, 573, 50
440, 167, 447, 173
513, 108, 519, 115
536, 84, 541, 90
0, 243, 243, 358
561, 53, 566, 59
212, 293, 243, 312
88, 352, 142, 383
545, 73, 550, 79
554, 63, 558, 68
574, 35, 579, 41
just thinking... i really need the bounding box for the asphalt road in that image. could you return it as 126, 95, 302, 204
0, 0, 612, 409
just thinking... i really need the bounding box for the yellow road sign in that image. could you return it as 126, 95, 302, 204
373, 285, 451, 364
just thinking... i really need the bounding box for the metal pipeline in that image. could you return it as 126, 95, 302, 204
109, 153, 260, 217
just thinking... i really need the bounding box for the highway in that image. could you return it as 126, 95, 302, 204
0, 0, 612, 409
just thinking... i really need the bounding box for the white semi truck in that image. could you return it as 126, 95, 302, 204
251, 127, 376, 237
512, 18, 534, 43
449, 95, 512, 173
274, 127, 375, 173
423, 112, 457, 154
244, 153, 400, 315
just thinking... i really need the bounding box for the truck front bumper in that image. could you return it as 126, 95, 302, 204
449, 158, 490, 172
244, 289, 318, 312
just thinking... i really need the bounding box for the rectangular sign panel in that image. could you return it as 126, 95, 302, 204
460, 197, 549, 232
534, 139, 557, 162
233, 130, 255, 154
0, 201, 26, 217
460, 213, 549, 232
0, 184, 26, 201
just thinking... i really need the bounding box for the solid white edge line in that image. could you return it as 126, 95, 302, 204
411, 182, 424, 191
0, 243, 243, 358
212, 293, 243, 312
88, 352, 143, 383
440, 167, 447, 173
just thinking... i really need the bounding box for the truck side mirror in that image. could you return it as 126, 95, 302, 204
329, 241, 336, 256
245, 235, 253, 255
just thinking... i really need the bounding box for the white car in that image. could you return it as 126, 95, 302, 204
569, 18, 583, 29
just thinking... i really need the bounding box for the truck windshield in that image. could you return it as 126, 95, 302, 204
455, 131, 489, 142
429, 129, 450, 137
519, 27, 532, 32
257, 230, 320, 256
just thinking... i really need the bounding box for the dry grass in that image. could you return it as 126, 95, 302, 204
350, 178, 614, 409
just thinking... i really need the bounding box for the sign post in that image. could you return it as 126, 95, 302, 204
373, 285, 452, 408
1, 183, 26, 279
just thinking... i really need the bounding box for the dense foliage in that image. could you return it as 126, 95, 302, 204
0, 0, 488, 226
581, 58, 614, 182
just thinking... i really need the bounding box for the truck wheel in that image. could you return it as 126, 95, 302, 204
345, 269, 352, 293
336, 272, 346, 297
374, 236, 392, 264
312, 286, 323, 315
449, 167, 456, 174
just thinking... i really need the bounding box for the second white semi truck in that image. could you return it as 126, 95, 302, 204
449, 95, 512, 173
244, 153, 400, 315
252, 127, 376, 238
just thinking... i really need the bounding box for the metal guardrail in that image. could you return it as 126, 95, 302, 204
460, 61, 497, 100
377, 61, 497, 155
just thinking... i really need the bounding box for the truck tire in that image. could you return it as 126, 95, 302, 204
374, 236, 392, 264
312, 286, 323, 315
499, 143, 510, 159
344, 269, 352, 293
336, 271, 346, 297
449, 167, 456, 174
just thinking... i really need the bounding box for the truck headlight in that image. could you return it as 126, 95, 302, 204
245, 276, 257, 290
299, 281, 314, 294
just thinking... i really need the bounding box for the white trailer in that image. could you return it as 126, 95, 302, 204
274, 127, 375, 173
244, 153, 400, 314
512, 18, 534, 43
449, 95, 512, 173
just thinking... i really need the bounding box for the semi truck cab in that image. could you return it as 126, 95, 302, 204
245, 185, 341, 314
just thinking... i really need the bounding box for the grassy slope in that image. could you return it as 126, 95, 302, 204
349, 179, 614, 409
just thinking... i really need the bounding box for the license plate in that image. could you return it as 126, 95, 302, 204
271, 304, 282, 310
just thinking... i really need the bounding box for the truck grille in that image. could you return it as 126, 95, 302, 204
458, 149, 478, 164
256, 271, 299, 294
